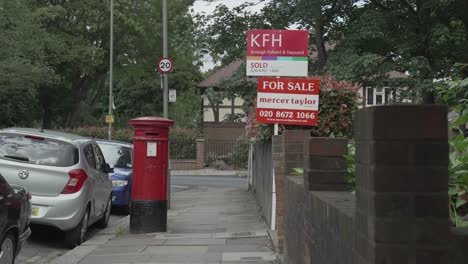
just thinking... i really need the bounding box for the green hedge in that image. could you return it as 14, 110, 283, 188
64, 127, 197, 143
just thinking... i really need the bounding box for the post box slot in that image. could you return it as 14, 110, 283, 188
146, 132, 160, 137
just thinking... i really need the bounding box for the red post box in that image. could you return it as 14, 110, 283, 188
129, 117, 173, 233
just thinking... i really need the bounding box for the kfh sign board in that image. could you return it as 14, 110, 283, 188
247, 30, 308, 77
256, 78, 320, 126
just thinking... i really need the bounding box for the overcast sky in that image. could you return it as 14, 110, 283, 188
192, 0, 269, 71
192, 0, 268, 15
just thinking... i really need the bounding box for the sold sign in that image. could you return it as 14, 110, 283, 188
246, 30, 308, 77
256, 77, 320, 126
158, 58, 173, 74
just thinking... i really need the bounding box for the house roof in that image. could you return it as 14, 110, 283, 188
197, 59, 244, 88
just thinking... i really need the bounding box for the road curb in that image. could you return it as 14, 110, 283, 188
49, 216, 130, 264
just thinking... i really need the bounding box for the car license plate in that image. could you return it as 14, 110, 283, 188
31, 207, 39, 216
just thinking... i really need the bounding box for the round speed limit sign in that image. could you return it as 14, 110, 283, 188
158, 58, 173, 74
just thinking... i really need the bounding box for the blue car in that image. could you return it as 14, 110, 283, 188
97, 140, 133, 214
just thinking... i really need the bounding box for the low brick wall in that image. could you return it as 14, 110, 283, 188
285, 176, 356, 264
170, 159, 197, 170
281, 105, 468, 264
170, 138, 205, 170
451, 228, 468, 263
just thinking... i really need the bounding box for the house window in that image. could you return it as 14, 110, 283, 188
367, 87, 389, 106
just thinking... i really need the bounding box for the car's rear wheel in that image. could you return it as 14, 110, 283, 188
64, 208, 89, 249
97, 197, 112, 228
0, 233, 16, 264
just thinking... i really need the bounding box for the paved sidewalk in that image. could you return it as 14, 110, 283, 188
170, 169, 248, 177
51, 187, 276, 264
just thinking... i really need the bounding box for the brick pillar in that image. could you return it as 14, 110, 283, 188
304, 137, 349, 191
354, 105, 450, 264
196, 139, 205, 169
276, 130, 311, 254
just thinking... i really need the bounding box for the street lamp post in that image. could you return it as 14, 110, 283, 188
162, 0, 170, 208
108, 0, 114, 140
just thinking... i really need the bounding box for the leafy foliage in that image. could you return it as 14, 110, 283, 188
326, 0, 468, 102
448, 130, 468, 227
345, 141, 356, 191
0, 0, 202, 129
0, 0, 57, 127
437, 65, 468, 226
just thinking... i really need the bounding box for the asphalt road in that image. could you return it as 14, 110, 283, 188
16, 176, 246, 263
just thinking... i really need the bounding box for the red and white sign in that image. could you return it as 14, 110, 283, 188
158, 58, 173, 74
256, 78, 320, 126
247, 30, 309, 77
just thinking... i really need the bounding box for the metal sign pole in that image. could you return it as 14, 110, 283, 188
162, 0, 168, 119
108, 0, 114, 140
162, 0, 170, 209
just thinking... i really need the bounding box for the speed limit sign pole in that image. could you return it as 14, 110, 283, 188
162, 0, 169, 118
158, 57, 173, 118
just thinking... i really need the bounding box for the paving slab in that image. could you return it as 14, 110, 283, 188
78, 254, 152, 264
142, 245, 209, 255
104, 237, 166, 247
49, 187, 276, 264
155, 233, 213, 239
164, 238, 226, 246
221, 252, 276, 262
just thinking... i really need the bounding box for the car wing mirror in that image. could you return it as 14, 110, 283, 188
103, 163, 114, 174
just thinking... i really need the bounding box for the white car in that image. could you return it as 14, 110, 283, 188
0, 128, 113, 248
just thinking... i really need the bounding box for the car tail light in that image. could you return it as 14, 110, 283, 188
62, 169, 88, 194
24, 135, 45, 141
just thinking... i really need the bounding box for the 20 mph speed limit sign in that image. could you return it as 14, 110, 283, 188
158, 58, 173, 74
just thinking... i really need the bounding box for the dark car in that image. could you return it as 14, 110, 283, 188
96, 141, 133, 214
0, 174, 31, 263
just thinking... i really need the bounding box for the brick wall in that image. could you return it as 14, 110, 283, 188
275, 130, 311, 253
354, 105, 450, 263
281, 105, 468, 264
170, 160, 197, 170
284, 136, 354, 264
170, 138, 205, 170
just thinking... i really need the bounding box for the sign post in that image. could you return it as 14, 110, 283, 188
246, 29, 311, 232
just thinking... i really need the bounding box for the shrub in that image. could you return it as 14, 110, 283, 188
64, 127, 132, 142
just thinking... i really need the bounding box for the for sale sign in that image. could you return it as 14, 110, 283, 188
247, 30, 309, 77
256, 78, 320, 126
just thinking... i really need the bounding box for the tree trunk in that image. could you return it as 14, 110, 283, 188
460, 0, 468, 78
67, 76, 89, 127
42, 105, 51, 129
314, 20, 328, 71
415, 0, 435, 104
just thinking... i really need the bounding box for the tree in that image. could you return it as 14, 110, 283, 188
326, 0, 468, 103
0, 0, 203, 128
196, 2, 282, 65
0, 0, 57, 127
267, 0, 357, 72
